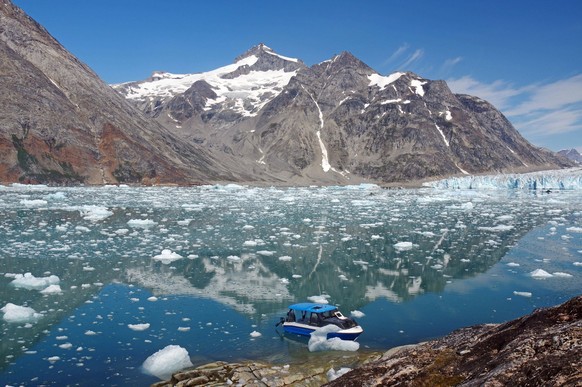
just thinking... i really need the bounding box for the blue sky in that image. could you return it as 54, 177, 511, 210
13, 0, 582, 152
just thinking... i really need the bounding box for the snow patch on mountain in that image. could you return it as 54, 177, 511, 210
114, 53, 298, 117
368, 72, 405, 90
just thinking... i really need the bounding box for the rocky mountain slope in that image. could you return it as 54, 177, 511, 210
115, 44, 572, 184
558, 148, 582, 164
0, 0, 246, 185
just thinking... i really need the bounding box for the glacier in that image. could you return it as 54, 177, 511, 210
425, 167, 582, 190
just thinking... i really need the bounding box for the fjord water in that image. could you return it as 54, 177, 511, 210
1, 183, 581, 385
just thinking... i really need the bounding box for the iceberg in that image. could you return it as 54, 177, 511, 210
152, 249, 183, 264
1, 303, 43, 323
10, 273, 60, 290
530, 269, 553, 278
142, 345, 193, 380
308, 325, 360, 352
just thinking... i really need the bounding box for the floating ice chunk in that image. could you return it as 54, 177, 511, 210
227, 255, 241, 262
45, 191, 67, 200
552, 272, 573, 278
47, 356, 60, 363
40, 284, 62, 294
142, 345, 194, 380
308, 325, 359, 352
307, 295, 330, 304
574, 262, 582, 266
148, 296, 158, 302
1, 303, 42, 323
250, 331, 262, 338
506, 262, 520, 267
530, 269, 553, 278
278, 256, 292, 261
338, 274, 348, 281
371, 235, 383, 240
350, 310, 365, 318
152, 249, 183, 264
243, 240, 257, 247
327, 367, 352, 382
394, 241, 414, 251
128, 323, 151, 331
127, 219, 157, 228
460, 202, 474, 210
84, 330, 97, 335
20, 199, 47, 207
353, 260, 369, 265
478, 225, 514, 232
242, 225, 255, 230
256, 250, 274, 256
566, 227, 582, 233
59, 343, 73, 350
177, 327, 190, 332
513, 291, 532, 297
280, 278, 290, 284
11, 273, 60, 290
79, 205, 113, 221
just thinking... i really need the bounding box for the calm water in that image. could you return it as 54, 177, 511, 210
0, 184, 581, 385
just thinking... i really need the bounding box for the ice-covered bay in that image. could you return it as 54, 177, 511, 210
0, 182, 581, 385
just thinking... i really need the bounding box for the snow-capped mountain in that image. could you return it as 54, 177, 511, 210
115, 45, 571, 184
114, 43, 305, 121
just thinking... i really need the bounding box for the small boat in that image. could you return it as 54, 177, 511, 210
278, 303, 363, 340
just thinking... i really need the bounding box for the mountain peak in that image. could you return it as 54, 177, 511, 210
324, 51, 374, 74
234, 43, 301, 64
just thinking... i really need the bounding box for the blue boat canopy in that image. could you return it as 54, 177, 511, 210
288, 303, 338, 313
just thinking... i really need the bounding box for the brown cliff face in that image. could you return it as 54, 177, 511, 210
326, 295, 582, 386
0, 0, 235, 185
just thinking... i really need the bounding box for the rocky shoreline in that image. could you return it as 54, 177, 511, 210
155, 295, 581, 386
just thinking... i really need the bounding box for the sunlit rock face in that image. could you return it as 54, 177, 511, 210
0, 0, 240, 185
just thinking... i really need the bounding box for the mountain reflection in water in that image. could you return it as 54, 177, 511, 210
0, 184, 581, 385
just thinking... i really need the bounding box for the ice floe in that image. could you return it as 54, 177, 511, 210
530, 269, 553, 278
308, 325, 359, 352
10, 272, 60, 290
142, 345, 194, 380
152, 249, 183, 264
128, 323, 151, 331
1, 303, 43, 323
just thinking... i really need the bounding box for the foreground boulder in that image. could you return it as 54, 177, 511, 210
327, 295, 582, 386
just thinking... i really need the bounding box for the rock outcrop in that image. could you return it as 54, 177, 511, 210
327, 295, 582, 386
152, 296, 581, 386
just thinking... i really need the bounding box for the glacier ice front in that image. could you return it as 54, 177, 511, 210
426, 168, 582, 190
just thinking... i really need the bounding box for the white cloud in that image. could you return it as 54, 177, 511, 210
505, 74, 582, 116
447, 74, 582, 140
383, 43, 409, 66
513, 108, 582, 136
441, 56, 463, 73
400, 49, 424, 70
446, 76, 524, 110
